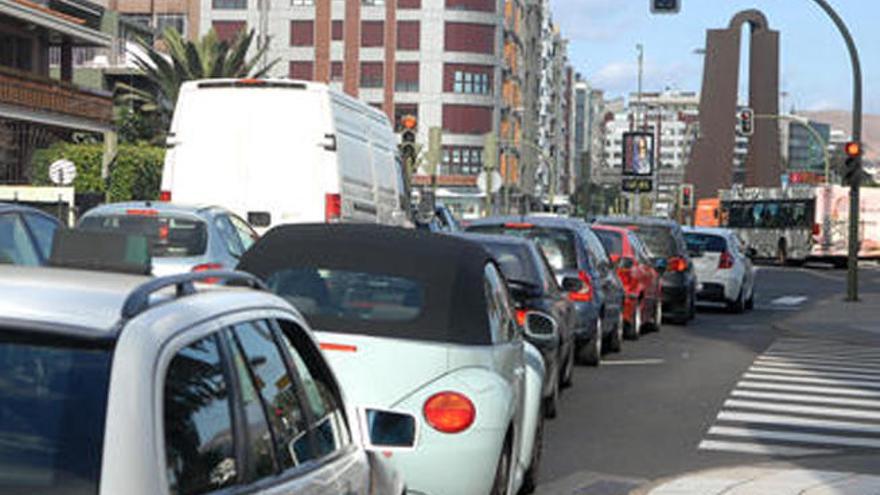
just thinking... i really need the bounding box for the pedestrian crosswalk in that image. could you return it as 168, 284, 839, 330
699, 337, 880, 457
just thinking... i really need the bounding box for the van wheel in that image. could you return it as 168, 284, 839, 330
519, 416, 544, 495
491, 433, 513, 495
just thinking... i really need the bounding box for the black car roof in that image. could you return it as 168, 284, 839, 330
238, 224, 494, 345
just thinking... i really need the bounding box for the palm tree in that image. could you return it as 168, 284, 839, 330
118, 28, 278, 130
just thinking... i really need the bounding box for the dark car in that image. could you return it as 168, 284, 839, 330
0, 203, 62, 266
462, 233, 577, 418
594, 216, 696, 325
465, 216, 625, 366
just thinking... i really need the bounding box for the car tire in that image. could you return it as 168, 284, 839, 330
650, 300, 662, 332
543, 377, 559, 419
608, 311, 624, 352
727, 286, 745, 314
519, 415, 544, 495
745, 289, 755, 310
688, 291, 697, 321
491, 433, 514, 495
577, 318, 602, 366
624, 305, 641, 340
561, 345, 574, 389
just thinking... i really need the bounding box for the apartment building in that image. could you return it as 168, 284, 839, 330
108, 0, 200, 40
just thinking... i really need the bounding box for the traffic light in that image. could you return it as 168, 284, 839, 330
842, 141, 862, 185
399, 115, 418, 174
737, 108, 754, 137
680, 184, 694, 209
650, 0, 680, 14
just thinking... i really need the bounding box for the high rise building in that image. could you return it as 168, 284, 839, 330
536, 10, 570, 203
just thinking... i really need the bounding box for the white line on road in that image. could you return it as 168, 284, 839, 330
758, 354, 880, 369
602, 358, 665, 366
724, 399, 880, 421
697, 439, 832, 456
730, 389, 880, 408
762, 351, 880, 365
736, 380, 880, 398
717, 410, 880, 434
754, 358, 880, 375
765, 346, 880, 360
707, 426, 880, 449
770, 296, 809, 306
743, 372, 880, 389
749, 366, 880, 381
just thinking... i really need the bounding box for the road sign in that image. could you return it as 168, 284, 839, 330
48, 159, 76, 186
477, 170, 503, 194
621, 132, 654, 177
622, 178, 652, 193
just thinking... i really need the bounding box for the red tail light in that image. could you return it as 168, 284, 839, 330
192, 263, 223, 284
423, 392, 475, 434
319, 342, 358, 353
515, 309, 527, 326
609, 253, 621, 263
668, 256, 688, 272
812, 223, 821, 236
718, 251, 735, 269
567, 270, 594, 302
125, 209, 158, 216
504, 222, 534, 229
159, 190, 171, 202
325, 193, 341, 223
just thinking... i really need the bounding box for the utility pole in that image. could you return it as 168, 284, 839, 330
634, 43, 644, 216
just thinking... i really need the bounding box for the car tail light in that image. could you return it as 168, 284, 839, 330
237, 78, 266, 85
515, 309, 527, 327
504, 222, 534, 229
159, 190, 171, 202
668, 256, 688, 272
319, 342, 358, 353
567, 270, 594, 302
718, 251, 735, 269
192, 263, 223, 284
609, 253, 621, 263
325, 193, 341, 223
423, 392, 476, 434
125, 209, 158, 216
812, 223, 821, 236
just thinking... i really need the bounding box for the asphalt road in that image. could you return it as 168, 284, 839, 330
535, 264, 880, 495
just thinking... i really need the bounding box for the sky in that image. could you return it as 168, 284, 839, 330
552, 0, 879, 114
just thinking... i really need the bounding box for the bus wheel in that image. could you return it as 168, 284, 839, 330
777, 240, 788, 265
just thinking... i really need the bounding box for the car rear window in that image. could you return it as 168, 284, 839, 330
483, 242, 541, 286
592, 229, 623, 256
266, 268, 423, 326
684, 233, 728, 253
628, 225, 678, 258
0, 335, 112, 495
79, 212, 208, 258
467, 225, 578, 271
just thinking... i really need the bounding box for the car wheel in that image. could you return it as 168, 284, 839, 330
688, 291, 697, 320
543, 377, 559, 419
519, 415, 544, 495
490, 434, 513, 495
727, 286, 745, 314
624, 304, 641, 340
577, 318, 602, 366
745, 287, 755, 310
561, 345, 574, 389
608, 311, 624, 352
651, 300, 662, 332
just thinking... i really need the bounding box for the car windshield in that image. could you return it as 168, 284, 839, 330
483, 242, 541, 286
467, 225, 578, 271
79, 212, 208, 258
684, 233, 728, 253
593, 229, 623, 257
628, 225, 678, 258
0, 334, 112, 495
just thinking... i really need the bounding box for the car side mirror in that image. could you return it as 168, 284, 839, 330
358, 408, 418, 451
523, 311, 559, 344
560, 276, 584, 293
653, 258, 668, 273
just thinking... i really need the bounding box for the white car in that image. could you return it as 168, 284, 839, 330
0, 263, 417, 495
239, 224, 549, 495
683, 227, 757, 313
161, 79, 409, 231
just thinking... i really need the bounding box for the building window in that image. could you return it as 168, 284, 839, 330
331, 61, 343, 81
395, 62, 419, 92
121, 13, 151, 28
156, 14, 186, 34
212, 21, 247, 42
397, 21, 420, 51
442, 146, 483, 174
0, 35, 34, 72
331, 20, 343, 40
444, 23, 495, 54
360, 62, 384, 88
445, 0, 495, 12
291, 0, 314, 4
442, 105, 493, 135
213, 0, 247, 9
361, 21, 384, 47
290, 20, 314, 46
394, 104, 418, 131
363, 0, 385, 5
398, 0, 420, 7
444, 64, 493, 93
289, 61, 313, 80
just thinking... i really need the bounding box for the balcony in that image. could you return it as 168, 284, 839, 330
0, 65, 113, 130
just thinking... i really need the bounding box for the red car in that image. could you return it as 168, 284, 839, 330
591, 224, 663, 339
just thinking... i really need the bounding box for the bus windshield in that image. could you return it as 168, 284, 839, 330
724, 200, 813, 229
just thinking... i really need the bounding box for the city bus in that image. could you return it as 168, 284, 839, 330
707, 186, 880, 266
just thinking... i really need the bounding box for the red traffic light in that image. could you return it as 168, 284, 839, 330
844, 141, 862, 158
400, 114, 417, 130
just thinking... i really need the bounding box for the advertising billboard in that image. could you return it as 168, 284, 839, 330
622, 131, 655, 177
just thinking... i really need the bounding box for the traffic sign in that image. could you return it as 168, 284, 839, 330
48, 159, 77, 186
622, 178, 652, 193
477, 169, 503, 194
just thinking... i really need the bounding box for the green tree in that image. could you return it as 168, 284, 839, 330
117, 27, 278, 133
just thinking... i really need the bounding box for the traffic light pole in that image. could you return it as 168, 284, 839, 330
809, 0, 863, 302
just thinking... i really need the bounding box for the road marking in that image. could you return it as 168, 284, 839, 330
697, 440, 832, 456
737, 380, 880, 398
754, 358, 880, 375
749, 366, 880, 381
758, 354, 880, 368
707, 426, 880, 449
742, 372, 880, 389
717, 411, 880, 434
765, 346, 880, 359
762, 352, 880, 367
602, 358, 665, 366
724, 399, 880, 420
770, 296, 808, 306
731, 389, 880, 408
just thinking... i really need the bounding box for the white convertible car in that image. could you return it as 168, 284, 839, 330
239, 224, 550, 495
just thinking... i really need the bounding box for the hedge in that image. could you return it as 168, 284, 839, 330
32, 142, 165, 202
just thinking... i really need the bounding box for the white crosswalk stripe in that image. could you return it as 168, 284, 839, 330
699, 337, 880, 457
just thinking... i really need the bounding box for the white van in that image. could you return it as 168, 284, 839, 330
160, 79, 410, 230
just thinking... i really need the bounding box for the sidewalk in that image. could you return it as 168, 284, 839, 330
772, 289, 880, 345
638, 466, 880, 495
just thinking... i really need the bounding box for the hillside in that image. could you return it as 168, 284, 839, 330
800, 110, 880, 162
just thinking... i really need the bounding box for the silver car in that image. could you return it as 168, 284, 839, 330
77, 201, 259, 276
0, 266, 414, 495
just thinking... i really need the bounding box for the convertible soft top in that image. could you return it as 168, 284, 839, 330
238, 223, 494, 345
